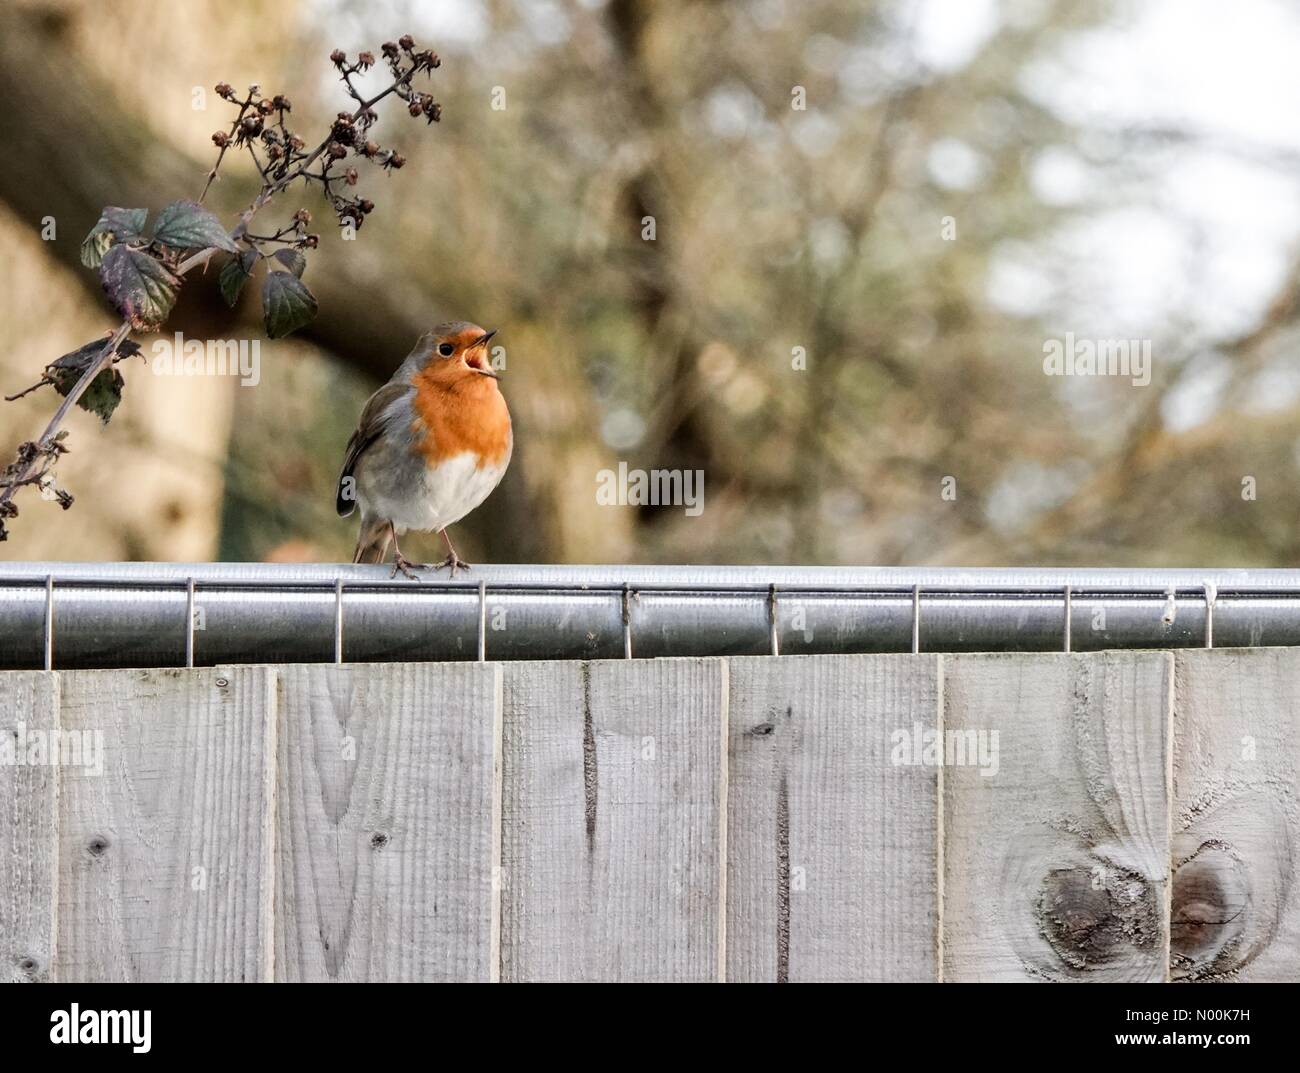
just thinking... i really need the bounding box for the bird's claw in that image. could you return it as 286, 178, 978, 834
390, 553, 427, 581
433, 552, 472, 578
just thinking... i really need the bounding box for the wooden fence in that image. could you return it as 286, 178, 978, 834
1, 650, 1295, 982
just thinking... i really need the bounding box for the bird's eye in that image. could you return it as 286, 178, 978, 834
438, 343, 455, 357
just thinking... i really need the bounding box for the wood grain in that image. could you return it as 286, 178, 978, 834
500, 659, 726, 981
1172, 649, 1300, 981
274, 663, 501, 982
942, 652, 1172, 982
27, 648, 1300, 982
726, 654, 940, 981
0, 672, 59, 982
55, 667, 276, 982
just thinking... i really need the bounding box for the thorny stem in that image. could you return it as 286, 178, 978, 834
246, 140, 273, 186
242, 225, 299, 245
33, 322, 133, 459
0, 56, 429, 530
0, 248, 218, 516
199, 92, 256, 204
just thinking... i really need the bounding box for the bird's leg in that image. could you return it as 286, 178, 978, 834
433, 528, 472, 577
389, 522, 426, 581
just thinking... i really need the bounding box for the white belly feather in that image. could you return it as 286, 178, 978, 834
361, 451, 508, 534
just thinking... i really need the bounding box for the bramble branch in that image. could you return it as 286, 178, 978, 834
0, 36, 442, 541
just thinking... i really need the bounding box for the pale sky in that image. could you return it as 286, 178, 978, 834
987, 0, 1300, 342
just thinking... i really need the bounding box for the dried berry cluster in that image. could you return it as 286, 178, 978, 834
0, 37, 442, 540
210, 35, 439, 249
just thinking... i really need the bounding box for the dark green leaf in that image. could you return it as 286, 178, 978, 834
100, 245, 180, 330
219, 250, 258, 308
99, 206, 148, 238
80, 230, 113, 270
45, 339, 126, 425
151, 198, 239, 253
45, 335, 142, 376
68, 367, 124, 425
272, 248, 307, 278
262, 270, 318, 338
46, 338, 109, 376
79, 206, 148, 269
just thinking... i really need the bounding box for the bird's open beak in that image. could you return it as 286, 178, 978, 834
471, 329, 499, 377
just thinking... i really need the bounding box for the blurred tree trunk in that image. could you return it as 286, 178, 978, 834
605, 0, 721, 487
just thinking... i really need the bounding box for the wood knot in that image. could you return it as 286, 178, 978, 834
1170, 841, 1250, 979
86, 835, 110, 857
369, 831, 390, 850
1038, 864, 1158, 971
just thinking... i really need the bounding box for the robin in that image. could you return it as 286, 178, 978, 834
336, 322, 511, 577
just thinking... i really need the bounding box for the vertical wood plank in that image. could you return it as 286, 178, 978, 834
275, 663, 500, 982
725, 654, 940, 982
501, 658, 726, 982
0, 672, 59, 982
942, 652, 1172, 982
1173, 649, 1300, 981
55, 667, 276, 982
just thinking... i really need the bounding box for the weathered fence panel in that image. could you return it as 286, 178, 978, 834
55, 667, 276, 982
942, 652, 1173, 982
500, 659, 726, 982
0, 672, 58, 983
6, 650, 1300, 981
725, 654, 940, 982
275, 664, 501, 982
1173, 649, 1300, 982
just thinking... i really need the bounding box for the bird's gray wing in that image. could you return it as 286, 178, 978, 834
335, 381, 413, 517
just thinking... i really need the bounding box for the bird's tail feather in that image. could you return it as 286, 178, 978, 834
353, 515, 392, 565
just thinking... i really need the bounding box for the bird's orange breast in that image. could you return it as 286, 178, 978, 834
410, 372, 512, 467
